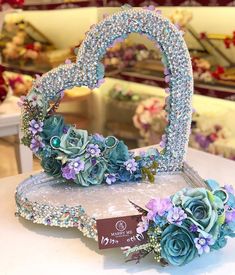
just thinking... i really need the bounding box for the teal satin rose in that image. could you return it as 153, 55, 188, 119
42, 115, 65, 143
41, 156, 62, 177
161, 225, 197, 266
59, 128, 89, 156
75, 158, 107, 186
109, 141, 129, 166
172, 188, 224, 238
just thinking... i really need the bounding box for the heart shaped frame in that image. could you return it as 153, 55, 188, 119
21, 7, 193, 173
15, 8, 235, 267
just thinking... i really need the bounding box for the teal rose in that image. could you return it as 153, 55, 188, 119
109, 141, 129, 166
41, 156, 62, 176
42, 115, 64, 143
75, 158, 107, 186
161, 225, 197, 266
59, 128, 89, 156
172, 188, 224, 238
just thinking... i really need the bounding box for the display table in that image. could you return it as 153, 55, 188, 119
0, 96, 33, 173
0, 148, 235, 275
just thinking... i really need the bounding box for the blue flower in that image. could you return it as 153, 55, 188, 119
59, 128, 89, 156
211, 229, 228, 250
172, 188, 224, 238
153, 215, 167, 227
109, 141, 129, 166
75, 158, 107, 186
41, 155, 62, 177
41, 115, 64, 143
161, 225, 197, 266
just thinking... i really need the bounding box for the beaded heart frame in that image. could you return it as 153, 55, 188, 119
20, 6, 193, 182
16, 6, 235, 267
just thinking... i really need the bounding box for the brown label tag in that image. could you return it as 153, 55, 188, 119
96, 214, 147, 249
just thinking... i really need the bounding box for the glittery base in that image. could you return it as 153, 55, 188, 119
15, 163, 206, 240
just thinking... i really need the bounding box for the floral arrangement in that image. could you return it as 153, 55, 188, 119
20, 90, 161, 186
191, 57, 213, 83
123, 179, 235, 266
109, 84, 143, 102
103, 40, 158, 72
4, 72, 33, 97
133, 97, 167, 145
1, 19, 52, 67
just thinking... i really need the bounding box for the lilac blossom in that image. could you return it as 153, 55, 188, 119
225, 206, 235, 223
194, 233, 215, 255
146, 197, 172, 220
167, 207, 187, 226
29, 119, 43, 135
189, 224, 198, 233
61, 158, 85, 180
30, 137, 44, 153
136, 216, 149, 234
124, 158, 138, 173
105, 174, 117, 185
86, 144, 101, 158
224, 184, 235, 195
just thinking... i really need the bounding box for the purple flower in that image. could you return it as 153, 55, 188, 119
146, 197, 172, 220
136, 216, 149, 234
30, 137, 44, 153
224, 184, 235, 195
105, 173, 117, 185
93, 133, 105, 142
194, 233, 215, 255
61, 158, 85, 180
189, 224, 198, 233
225, 206, 235, 223
195, 134, 211, 149
29, 119, 43, 135
167, 207, 187, 226
86, 144, 101, 158
124, 158, 138, 173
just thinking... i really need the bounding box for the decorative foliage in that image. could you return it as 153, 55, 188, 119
124, 180, 235, 266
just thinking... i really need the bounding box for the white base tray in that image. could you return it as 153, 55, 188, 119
15, 162, 206, 240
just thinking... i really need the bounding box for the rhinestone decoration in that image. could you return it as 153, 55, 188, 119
15, 172, 97, 240
21, 7, 193, 173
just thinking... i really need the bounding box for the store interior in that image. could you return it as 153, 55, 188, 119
0, 5, 235, 178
